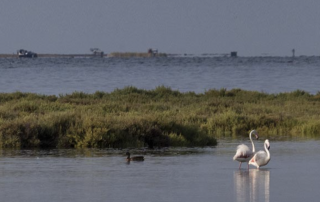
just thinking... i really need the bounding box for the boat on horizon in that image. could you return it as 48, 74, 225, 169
17, 49, 38, 58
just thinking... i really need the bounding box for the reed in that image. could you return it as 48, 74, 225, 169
0, 87, 320, 149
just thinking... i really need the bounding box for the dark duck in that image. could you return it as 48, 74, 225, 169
126, 152, 144, 162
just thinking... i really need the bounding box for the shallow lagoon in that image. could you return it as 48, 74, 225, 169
0, 139, 319, 202
1, 57, 320, 201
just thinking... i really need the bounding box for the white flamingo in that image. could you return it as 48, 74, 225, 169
233, 130, 259, 169
249, 139, 271, 169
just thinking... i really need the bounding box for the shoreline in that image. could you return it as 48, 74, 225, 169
0, 52, 168, 58
0, 53, 107, 58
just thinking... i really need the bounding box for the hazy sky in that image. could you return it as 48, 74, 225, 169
1, 0, 320, 56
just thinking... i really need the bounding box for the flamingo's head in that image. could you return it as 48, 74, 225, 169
265, 139, 270, 150
251, 130, 259, 140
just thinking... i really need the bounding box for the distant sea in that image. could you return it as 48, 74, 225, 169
0, 56, 319, 95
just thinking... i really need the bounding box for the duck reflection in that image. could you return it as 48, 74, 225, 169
234, 169, 270, 202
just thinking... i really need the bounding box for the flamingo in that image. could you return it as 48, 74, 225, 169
249, 139, 271, 169
233, 130, 259, 169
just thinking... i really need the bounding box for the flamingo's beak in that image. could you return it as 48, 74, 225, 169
255, 135, 259, 140
267, 145, 270, 150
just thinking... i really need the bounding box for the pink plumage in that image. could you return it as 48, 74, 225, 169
233, 130, 259, 169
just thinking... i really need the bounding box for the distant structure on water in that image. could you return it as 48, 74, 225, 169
292, 49, 295, 58
108, 48, 166, 58
90, 48, 104, 57
148, 48, 158, 57
17, 49, 38, 58
230, 51, 237, 57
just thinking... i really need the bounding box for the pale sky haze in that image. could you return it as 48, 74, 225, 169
1, 0, 320, 56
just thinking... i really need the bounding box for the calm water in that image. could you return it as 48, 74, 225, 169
0, 56, 320, 95
1, 57, 320, 201
0, 140, 319, 202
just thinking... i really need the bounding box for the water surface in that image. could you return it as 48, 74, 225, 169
0, 140, 319, 202
1, 56, 320, 95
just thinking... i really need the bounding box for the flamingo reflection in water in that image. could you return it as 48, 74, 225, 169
234, 169, 270, 202
233, 130, 259, 169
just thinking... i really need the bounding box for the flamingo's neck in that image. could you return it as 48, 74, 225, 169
264, 142, 270, 158
249, 131, 256, 153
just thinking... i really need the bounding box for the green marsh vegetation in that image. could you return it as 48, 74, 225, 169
0, 87, 320, 149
